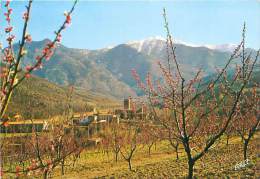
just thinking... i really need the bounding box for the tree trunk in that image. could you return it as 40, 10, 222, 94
175, 145, 179, 160
61, 160, 65, 175
106, 150, 109, 160
187, 159, 194, 179
226, 135, 229, 146
243, 139, 249, 160
73, 158, 76, 167
43, 171, 48, 179
148, 144, 153, 156
115, 151, 119, 162
127, 159, 132, 171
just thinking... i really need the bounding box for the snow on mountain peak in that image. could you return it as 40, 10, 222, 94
126, 36, 166, 54
104, 36, 237, 53
204, 44, 237, 52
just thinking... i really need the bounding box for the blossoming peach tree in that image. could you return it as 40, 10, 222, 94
0, 0, 77, 124
0, 0, 78, 178
1, 85, 83, 178
132, 8, 259, 179
233, 86, 259, 160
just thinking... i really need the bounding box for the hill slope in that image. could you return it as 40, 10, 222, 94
14, 39, 136, 99
7, 74, 120, 119
12, 38, 258, 98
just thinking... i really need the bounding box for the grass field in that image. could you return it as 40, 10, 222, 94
42, 133, 259, 179
2, 133, 259, 178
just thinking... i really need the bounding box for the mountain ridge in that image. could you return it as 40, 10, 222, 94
9, 37, 258, 99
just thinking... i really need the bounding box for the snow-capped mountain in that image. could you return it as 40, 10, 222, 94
126, 36, 166, 55
125, 36, 238, 53
11, 37, 257, 99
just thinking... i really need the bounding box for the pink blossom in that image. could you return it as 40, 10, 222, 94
35, 56, 41, 61
5, 0, 11, 7
25, 73, 31, 78
25, 34, 32, 42
6, 35, 15, 42
0, 167, 3, 177
25, 65, 33, 72
15, 166, 21, 177
5, 26, 13, 33
65, 14, 71, 24
23, 12, 28, 20
57, 34, 62, 42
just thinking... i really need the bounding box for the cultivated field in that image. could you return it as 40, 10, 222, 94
25, 133, 259, 179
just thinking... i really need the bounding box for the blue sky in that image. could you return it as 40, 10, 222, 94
1, 0, 260, 50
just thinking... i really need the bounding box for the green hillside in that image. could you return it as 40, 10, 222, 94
6, 74, 120, 119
